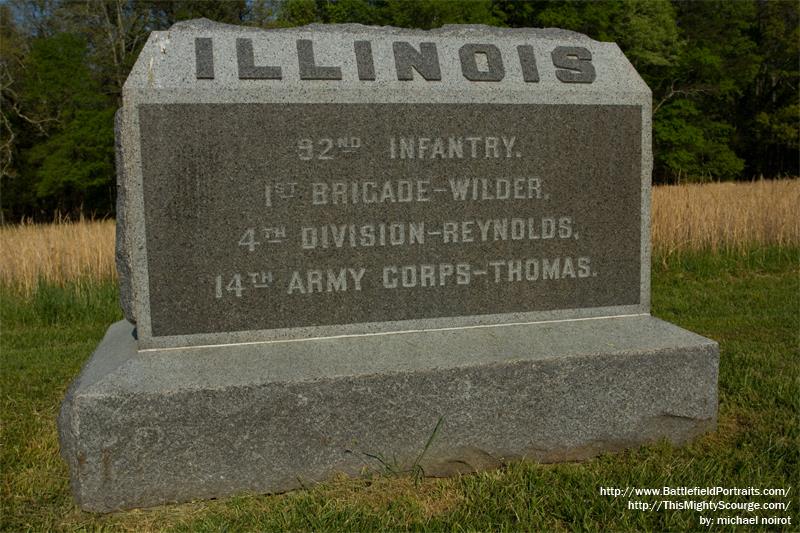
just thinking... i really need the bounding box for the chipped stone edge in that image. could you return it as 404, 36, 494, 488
169, 18, 598, 42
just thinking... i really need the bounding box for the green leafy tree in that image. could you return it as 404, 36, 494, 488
28, 108, 116, 213
279, 0, 321, 25
383, 0, 502, 29
654, 99, 744, 182
0, 3, 33, 222
325, 0, 382, 25
744, 0, 799, 177
17, 32, 115, 215
20, 33, 104, 122
279, 0, 501, 28
498, 0, 681, 77
648, 0, 760, 182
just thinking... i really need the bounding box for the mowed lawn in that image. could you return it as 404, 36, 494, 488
1, 249, 798, 532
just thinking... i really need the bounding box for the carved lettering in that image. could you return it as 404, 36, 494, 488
393, 42, 442, 81
297, 39, 343, 80
551, 46, 596, 83
389, 136, 518, 159
354, 40, 376, 80
287, 268, 365, 294
459, 43, 505, 81
236, 38, 282, 79
489, 257, 592, 282
139, 101, 639, 341
516, 45, 539, 82
195, 39, 596, 83
194, 38, 214, 79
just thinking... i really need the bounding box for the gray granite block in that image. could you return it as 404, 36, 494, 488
63, 20, 717, 514
59, 316, 718, 512
114, 108, 136, 325
115, 20, 654, 349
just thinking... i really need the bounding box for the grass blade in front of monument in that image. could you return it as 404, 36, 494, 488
1, 248, 797, 532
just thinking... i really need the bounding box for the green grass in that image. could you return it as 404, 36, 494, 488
2, 249, 798, 532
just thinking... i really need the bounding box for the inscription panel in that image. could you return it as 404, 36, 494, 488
140, 103, 641, 337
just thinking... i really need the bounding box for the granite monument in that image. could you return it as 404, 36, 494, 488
58, 20, 719, 512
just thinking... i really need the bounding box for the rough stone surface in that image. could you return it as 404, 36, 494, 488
114, 109, 136, 325
115, 20, 653, 348
59, 316, 718, 512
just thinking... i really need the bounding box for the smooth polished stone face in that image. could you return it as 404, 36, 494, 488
139, 103, 641, 337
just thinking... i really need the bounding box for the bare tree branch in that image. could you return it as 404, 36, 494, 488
653, 80, 712, 114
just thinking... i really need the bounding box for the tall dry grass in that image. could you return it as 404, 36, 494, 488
651, 179, 799, 256
0, 217, 116, 295
1, 180, 797, 295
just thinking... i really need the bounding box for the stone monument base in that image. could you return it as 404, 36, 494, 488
59, 316, 718, 512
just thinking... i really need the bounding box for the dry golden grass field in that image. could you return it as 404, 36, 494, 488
651, 179, 799, 257
1, 179, 798, 294
0, 215, 116, 295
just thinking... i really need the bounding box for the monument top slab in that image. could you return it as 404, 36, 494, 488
117, 21, 653, 349
123, 19, 650, 104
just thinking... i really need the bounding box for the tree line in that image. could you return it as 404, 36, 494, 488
1, 0, 797, 222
